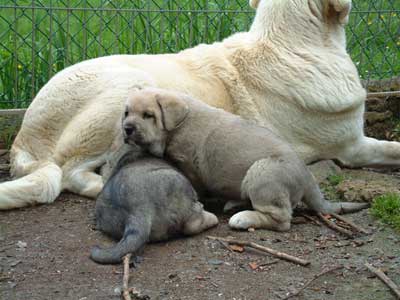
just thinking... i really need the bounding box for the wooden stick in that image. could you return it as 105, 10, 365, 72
317, 213, 354, 238
330, 213, 369, 234
207, 236, 310, 266
0, 108, 26, 116
365, 262, 400, 299
282, 265, 343, 300
367, 91, 400, 99
122, 254, 132, 300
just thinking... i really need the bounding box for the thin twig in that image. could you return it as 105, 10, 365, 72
207, 236, 310, 266
331, 213, 369, 234
216, 239, 234, 253
365, 262, 400, 299
317, 213, 354, 238
301, 214, 322, 226
122, 254, 132, 300
282, 265, 343, 300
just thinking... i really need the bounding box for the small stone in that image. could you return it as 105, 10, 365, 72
16, 241, 27, 249
208, 259, 224, 266
114, 286, 122, 295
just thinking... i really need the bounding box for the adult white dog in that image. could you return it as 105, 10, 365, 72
1, 0, 399, 210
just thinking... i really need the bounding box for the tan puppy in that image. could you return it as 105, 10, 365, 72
123, 88, 368, 231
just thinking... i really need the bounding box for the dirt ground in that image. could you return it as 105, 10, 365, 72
1, 154, 400, 300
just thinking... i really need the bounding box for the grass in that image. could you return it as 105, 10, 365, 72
370, 193, 400, 232
327, 174, 346, 186
0, 0, 399, 108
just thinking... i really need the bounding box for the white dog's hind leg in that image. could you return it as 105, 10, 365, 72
0, 162, 62, 209
62, 158, 105, 198
338, 136, 400, 168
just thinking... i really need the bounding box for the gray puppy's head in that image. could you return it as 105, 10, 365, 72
122, 88, 189, 157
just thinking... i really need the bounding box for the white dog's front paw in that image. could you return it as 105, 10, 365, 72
228, 210, 257, 230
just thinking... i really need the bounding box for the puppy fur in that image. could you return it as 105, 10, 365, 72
123, 88, 368, 231
91, 143, 218, 264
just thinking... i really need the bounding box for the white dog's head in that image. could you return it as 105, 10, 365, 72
249, 0, 351, 47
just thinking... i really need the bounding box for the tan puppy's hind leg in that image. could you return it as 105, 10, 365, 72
229, 209, 291, 232
232, 158, 293, 231
184, 210, 219, 235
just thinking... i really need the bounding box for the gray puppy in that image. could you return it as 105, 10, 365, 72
123, 88, 368, 232
91, 144, 218, 264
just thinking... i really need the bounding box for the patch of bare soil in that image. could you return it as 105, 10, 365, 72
364, 93, 400, 142
1, 158, 400, 300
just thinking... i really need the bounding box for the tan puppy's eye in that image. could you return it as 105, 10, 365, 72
124, 109, 129, 118
143, 112, 154, 119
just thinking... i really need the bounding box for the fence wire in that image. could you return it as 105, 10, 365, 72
0, 0, 399, 108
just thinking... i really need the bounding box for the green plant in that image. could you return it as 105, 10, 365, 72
327, 174, 346, 186
370, 193, 400, 232
392, 120, 400, 140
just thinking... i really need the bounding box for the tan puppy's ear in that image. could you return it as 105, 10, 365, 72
324, 0, 351, 25
156, 93, 189, 131
249, 0, 260, 9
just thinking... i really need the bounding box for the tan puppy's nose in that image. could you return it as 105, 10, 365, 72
124, 124, 136, 136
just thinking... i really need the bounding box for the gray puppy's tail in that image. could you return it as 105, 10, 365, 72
303, 181, 369, 214
90, 217, 150, 264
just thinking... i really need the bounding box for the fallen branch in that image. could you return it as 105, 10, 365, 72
317, 213, 353, 238
207, 236, 310, 266
365, 262, 400, 299
122, 254, 132, 300
282, 265, 343, 300
330, 213, 369, 234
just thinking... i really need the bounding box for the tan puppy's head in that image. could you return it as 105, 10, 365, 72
122, 88, 189, 157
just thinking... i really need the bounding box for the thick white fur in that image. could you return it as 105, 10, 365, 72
1, 0, 399, 209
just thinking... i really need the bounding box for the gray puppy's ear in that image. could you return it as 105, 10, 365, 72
249, 0, 260, 9
156, 93, 189, 131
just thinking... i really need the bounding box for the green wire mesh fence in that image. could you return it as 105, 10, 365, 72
0, 0, 399, 108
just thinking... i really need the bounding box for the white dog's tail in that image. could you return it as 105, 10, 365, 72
0, 150, 62, 210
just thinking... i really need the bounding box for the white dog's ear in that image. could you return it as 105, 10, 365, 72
156, 93, 189, 131
249, 0, 260, 9
325, 0, 351, 25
